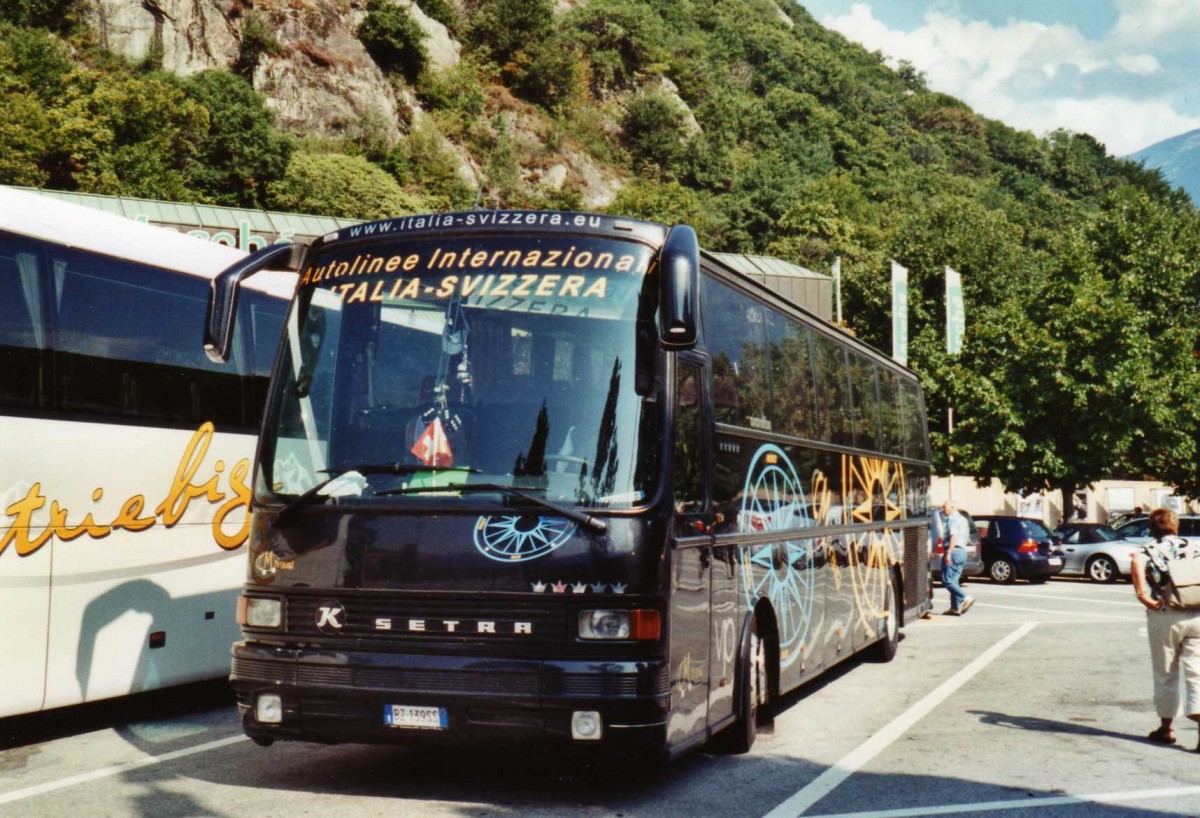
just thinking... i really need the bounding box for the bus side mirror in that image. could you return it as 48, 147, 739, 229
204, 243, 304, 363
658, 225, 699, 350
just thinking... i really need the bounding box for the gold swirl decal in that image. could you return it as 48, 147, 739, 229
0, 423, 252, 559
843, 455, 906, 636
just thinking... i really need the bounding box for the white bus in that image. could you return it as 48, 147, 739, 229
0, 186, 294, 718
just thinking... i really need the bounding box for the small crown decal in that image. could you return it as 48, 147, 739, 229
571, 582, 587, 593
531, 581, 547, 593
551, 580, 567, 593
590, 582, 607, 593
612, 582, 627, 594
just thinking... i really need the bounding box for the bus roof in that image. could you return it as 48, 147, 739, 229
0, 185, 295, 297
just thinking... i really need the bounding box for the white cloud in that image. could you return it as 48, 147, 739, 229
1112, 0, 1200, 51
818, 3, 1200, 155
1116, 54, 1160, 75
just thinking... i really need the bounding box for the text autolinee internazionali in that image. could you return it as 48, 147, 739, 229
301, 244, 649, 304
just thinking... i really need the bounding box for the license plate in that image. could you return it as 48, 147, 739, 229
1048, 557, 1063, 566
384, 705, 448, 730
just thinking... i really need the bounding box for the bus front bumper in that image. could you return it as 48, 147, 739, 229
230, 642, 670, 751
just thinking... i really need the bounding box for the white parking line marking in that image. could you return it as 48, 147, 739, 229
0, 734, 248, 805
978, 589, 1142, 608
762, 622, 1038, 818
979, 603, 1137, 621
801, 784, 1200, 817
917, 618, 1138, 628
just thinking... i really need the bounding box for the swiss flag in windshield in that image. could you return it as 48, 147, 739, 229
411, 417, 454, 468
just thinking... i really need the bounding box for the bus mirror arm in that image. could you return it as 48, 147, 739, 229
204, 243, 304, 363
658, 225, 699, 350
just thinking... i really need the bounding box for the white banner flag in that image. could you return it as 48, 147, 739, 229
832, 256, 842, 324
946, 266, 965, 355
891, 261, 908, 366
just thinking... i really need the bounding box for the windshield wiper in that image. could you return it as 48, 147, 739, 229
275, 464, 479, 525
376, 482, 607, 533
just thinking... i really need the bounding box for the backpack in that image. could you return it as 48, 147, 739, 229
1153, 537, 1200, 611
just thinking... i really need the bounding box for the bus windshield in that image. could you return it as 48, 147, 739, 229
260, 232, 663, 510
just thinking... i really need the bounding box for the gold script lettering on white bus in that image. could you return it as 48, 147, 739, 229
0, 422, 251, 558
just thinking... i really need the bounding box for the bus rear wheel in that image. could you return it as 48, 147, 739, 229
870, 574, 900, 662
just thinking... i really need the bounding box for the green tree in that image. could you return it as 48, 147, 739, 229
945, 189, 1200, 511
0, 0, 78, 32
359, 0, 428, 83
623, 89, 689, 176
48, 71, 209, 199
179, 71, 294, 208
0, 92, 51, 186
563, 0, 668, 94
466, 0, 554, 66
266, 152, 423, 219
606, 179, 723, 241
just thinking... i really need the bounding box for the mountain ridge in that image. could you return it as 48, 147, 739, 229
1130, 127, 1200, 204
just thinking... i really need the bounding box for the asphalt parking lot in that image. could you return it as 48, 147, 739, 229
2, 577, 1199, 818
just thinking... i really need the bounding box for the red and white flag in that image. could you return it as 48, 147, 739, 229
411, 417, 454, 467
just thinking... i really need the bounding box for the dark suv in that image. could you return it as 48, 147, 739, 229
973, 515, 1065, 584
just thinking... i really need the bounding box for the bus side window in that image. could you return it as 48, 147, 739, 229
52, 246, 249, 428
0, 233, 49, 409
673, 363, 706, 516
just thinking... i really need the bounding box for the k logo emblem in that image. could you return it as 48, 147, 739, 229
315, 599, 346, 633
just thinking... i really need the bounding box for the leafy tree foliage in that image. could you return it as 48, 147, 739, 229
359, 0, 428, 83
178, 71, 294, 208
0, 0, 78, 32
49, 71, 209, 199
623, 90, 689, 176
266, 151, 423, 220
465, 0, 554, 66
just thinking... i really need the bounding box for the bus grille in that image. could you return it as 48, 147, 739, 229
902, 524, 928, 608
233, 656, 540, 695
232, 657, 665, 697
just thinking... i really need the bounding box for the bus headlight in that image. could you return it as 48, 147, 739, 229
238, 596, 283, 629
256, 694, 283, 724
571, 711, 603, 740
578, 609, 660, 640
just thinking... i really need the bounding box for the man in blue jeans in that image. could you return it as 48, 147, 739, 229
941, 500, 976, 616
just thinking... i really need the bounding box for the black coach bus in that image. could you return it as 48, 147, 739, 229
204, 211, 931, 762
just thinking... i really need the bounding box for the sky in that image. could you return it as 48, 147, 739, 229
797, 0, 1200, 156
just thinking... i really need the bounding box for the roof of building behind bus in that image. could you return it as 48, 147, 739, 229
708, 252, 830, 282
22, 186, 360, 246
0, 186, 296, 297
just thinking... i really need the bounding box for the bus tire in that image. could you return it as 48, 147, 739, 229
871, 574, 900, 663
718, 614, 766, 754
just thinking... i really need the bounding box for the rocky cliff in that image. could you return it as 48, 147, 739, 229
82, 0, 627, 207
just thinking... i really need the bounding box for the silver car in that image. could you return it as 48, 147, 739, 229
1052, 523, 1139, 582
1114, 514, 1200, 547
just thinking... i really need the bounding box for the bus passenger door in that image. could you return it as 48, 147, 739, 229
667, 359, 712, 746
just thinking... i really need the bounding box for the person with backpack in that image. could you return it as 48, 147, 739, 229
1131, 507, 1200, 751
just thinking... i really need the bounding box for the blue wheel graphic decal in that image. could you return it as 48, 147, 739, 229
739, 444, 816, 667
474, 515, 577, 562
